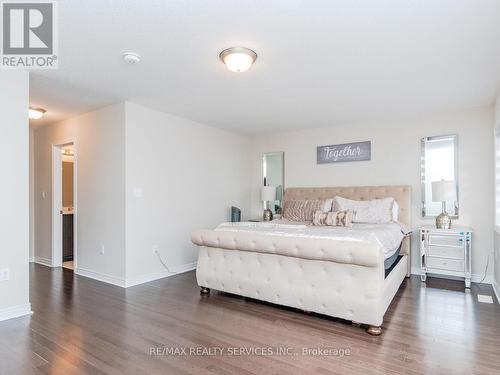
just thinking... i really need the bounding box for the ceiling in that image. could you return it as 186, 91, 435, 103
30, 0, 500, 133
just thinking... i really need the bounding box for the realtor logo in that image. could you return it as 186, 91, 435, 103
1, 1, 58, 68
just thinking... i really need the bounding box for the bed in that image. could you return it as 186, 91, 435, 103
191, 186, 411, 335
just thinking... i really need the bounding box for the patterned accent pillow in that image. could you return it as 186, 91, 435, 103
283, 199, 330, 222
312, 210, 354, 227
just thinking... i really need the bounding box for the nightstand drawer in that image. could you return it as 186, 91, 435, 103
428, 234, 463, 247
427, 245, 463, 259
427, 257, 464, 272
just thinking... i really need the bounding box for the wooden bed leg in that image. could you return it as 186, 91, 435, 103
366, 325, 382, 336
200, 287, 210, 295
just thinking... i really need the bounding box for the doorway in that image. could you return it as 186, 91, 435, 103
52, 141, 77, 270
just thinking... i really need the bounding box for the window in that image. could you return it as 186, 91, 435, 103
421, 135, 458, 218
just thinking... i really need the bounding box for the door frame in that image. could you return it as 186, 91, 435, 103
51, 138, 77, 268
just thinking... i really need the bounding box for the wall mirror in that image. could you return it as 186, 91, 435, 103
421, 134, 459, 218
262, 152, 285, 214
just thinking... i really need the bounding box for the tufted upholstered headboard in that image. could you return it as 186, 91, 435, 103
284, 186, 412, 263
284, 185, 411, 227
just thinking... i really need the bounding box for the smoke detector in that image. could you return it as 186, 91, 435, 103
123, 52, 141, 64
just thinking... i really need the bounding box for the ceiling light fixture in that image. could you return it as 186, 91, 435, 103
219, 47, 257, 73
123, 52, 141, 64
29, 107, 46, 120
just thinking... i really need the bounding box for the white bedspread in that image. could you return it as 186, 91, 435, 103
216, 220, 406, 259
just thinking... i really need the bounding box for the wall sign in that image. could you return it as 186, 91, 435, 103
317, 141, 371, 164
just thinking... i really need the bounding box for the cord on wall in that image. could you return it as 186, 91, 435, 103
154, 250, 174, 274
479, 253, 491, 284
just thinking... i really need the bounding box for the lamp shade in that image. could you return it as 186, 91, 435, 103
432, 180, 457, 202
261, 186, 276, 202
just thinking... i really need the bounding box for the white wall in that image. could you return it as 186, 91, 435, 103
494, 93, 500, 296
29, 127, 35, 262
34, 103, 127, 284
33, 101, 252, 287
124, 102, 251, 285
250, 107, 494, 281
0, 71, 31, 321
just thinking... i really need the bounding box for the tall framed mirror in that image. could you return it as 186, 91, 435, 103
421, 134, 459, 218
262, 152, 285, 214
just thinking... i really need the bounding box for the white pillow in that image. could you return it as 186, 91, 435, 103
322, 198, 334, 212
333, 196, 395, 224
392, 201, 399, 222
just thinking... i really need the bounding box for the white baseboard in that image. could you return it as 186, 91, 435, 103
411, 267, 492, 284
411, 267, 421, 276
493, 280, 500, 303
471, 274, 493, 284
29, 256, 34, 263
0, 303, 32, 322
125, 261, 197, 288
34, 256, 54, 267
74, 267, 126, 287
75, 262, 197, 288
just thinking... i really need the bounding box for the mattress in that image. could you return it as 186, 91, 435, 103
385, 255, 403, 278
384, 245, 401, 269
216, 220, 406, 260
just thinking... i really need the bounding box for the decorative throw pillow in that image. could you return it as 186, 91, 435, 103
392, 200, 399, 221
333, 196, 395, 224
283, 199, 331, 222
312, 210, 354, 227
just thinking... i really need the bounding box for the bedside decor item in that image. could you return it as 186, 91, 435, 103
317, 141, 371, 164
420, 226, 472, 288
231, 206, 241, 222
261, 186, 276, 221
432, 180, 457, 229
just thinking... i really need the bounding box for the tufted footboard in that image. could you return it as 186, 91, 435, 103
195, 245, 408, 330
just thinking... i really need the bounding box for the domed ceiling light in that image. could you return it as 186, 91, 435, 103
123, 51, 141, 64
29, 107, 46, 120
219, 47, 257, 73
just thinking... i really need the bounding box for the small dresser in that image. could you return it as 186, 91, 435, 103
419, 226, 472, 288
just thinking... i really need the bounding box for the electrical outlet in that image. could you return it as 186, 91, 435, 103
100, 245, 105, 255
152, 245, 159, 254
0, 268, 10, 281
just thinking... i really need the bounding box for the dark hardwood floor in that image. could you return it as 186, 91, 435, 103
1, 264, 499, 375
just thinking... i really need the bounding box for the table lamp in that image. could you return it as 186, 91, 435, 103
432, 180, 457, 229
261, 186, 276, 221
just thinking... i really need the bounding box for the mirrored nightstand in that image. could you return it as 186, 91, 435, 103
419, 226, 472, 288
